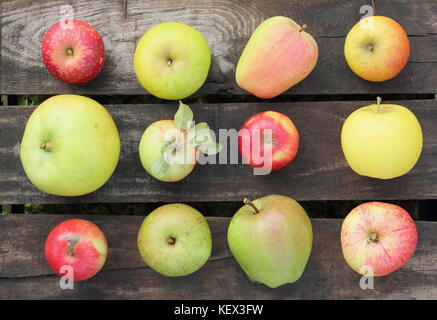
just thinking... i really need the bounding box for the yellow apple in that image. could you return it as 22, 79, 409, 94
341, 98, 422, 179
344, 16, 410, 82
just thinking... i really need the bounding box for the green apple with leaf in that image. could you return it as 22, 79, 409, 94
139, 101, 222, 182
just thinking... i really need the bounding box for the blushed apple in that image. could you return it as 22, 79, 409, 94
20, 95, 120, 196
227, 195, 313, 288
134, 22, 211, 100
42, 19, 105, 84
344, 16, 410, 82
341, 202, 418, 276
139, 101, 221, 182
341, 97, 422, 179
137, 203, 212, 277
238, 111, 299, 173
236, 16, 318, 98
45, 219, 108, 281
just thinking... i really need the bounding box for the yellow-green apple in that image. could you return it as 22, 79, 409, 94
341, 202, 417, 276
227, 195, 312, 288
236, 16, 318, 99
41, 19, 105, 84
45, 219, 108, 281
134, 22, 211, 100
238, 111, 299, 173
139, 101, 222, 182
341, 97, 422, 179
344, 16, 410, 82
137, 203, 212, 277
20, 95, 120, 196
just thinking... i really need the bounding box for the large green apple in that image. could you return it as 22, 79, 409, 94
341, 97, 423, 179
134, 22, 211, 100
20, 95, 120, 196
139, 101, 222, 182
137, 203, 212, 277
227, 195, 313, 288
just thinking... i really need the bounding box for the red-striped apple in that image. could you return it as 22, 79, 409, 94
45, 219, 108, 281
344, 16, 410, 82
236, 16, 318, 98
341, 202, 418, 276
42, 19, 105, 84
238, 111, 299, 173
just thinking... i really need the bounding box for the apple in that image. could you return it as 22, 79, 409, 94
227, 195, 313, 288
137, 203, 212, 277
341, 97, 422, 179
134, 22, 211, 100
20, 95, 120, 196
238, 111, 299, 173
139, 101, 221, 182
41, 19, 105, 84
344, 16, 410, 82
45, 219, 108, 281
341, 202, 418, 276
236, 16, 318, 99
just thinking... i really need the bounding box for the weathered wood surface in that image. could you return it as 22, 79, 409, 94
1, 0, 436, 95
0, 214, 436, 299
1, 100, 437, 203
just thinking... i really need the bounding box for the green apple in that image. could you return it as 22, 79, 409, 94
134, 22, 211, 100
341, 97, 423, 179
227, 195, 313, 288
20, 95, 120, 196
139, 101, 222, 182
137, 203, 212, 277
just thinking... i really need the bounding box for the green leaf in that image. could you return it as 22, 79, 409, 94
150, 156, 169, 179
174, 101, 194, 130
193, 122, 211, 147
199, 142, 223, 155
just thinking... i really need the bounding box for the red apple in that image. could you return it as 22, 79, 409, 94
238, 111, 299, 172
45, 219, 108, 281
41, 19, 105, 84
341, 202, 417, 277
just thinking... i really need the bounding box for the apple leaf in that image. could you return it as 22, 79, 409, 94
174, 101, 194, 130
199, 142, 223, 155
193, 122, 211, 147
151, 155, 169, 179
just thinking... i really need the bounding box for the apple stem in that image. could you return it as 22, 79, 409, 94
243, 198, 260, 214
299, 24, 308, 32
372, 0, 377, 15
376, 96, 382, 113
39, 142, 52, 152
66, 236, 80, 256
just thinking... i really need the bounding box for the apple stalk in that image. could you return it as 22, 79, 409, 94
243, 198, 260, 214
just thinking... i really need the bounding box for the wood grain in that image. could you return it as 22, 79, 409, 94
0, 214, 436, 299
1, 100, 437, 203
1, 0, 436, 95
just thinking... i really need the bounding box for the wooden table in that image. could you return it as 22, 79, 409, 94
1, 0, 436, 299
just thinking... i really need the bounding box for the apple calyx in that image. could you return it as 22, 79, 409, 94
39, 141, 53, 152
65, 235, 80, 256
367, 44, 375, 52
150, 101, 223, 179
243, 198, 260, 214
367, 231, 379, 244
66, 48, 74, 56
167, 236, 176, 245
299, 24, 308, 32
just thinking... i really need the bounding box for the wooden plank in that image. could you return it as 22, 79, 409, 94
0, 214, 436, 299
1, 0, 436, 95
0, 100, 437, 203
1, 100, 437, 203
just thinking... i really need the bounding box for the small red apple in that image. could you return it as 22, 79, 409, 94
238, 111, 299, 172
341, 202, 418, 277
45, 219, 108, 281
41, 19, 105, 84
